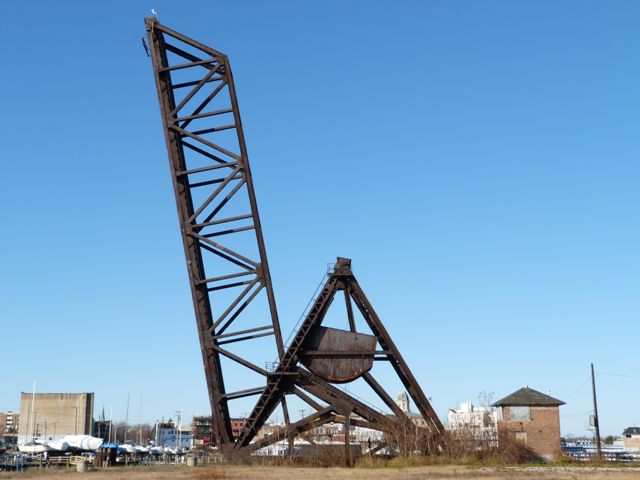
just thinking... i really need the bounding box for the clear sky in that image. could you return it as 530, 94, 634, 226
1, 1, 639, 438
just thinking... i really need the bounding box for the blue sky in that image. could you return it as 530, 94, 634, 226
1, 1, 639, 437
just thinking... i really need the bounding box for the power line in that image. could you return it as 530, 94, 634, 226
560, 409, 594, 419
563, 377, 591, 400
598, 371, 640, 381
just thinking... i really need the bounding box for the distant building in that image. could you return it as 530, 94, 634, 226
395, 392, 427, 428
447, 401, 498, 446
191, 416, 247, 446
156, 421, 193, 449
492, 386, 565, 461
192, 416, 213, 446
230, 418, 246, 439
396, 391, 410, 413
622, 427, 640, 452
18, 392, 94, 443
352, 424, 384, 445
93, 419, 111, 441
305, 421, 354, 444
0, 411, 20, 445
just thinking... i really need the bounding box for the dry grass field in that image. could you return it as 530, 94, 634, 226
3, 464, 640, 480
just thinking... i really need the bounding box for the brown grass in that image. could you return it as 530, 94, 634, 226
2, 464, 640, 480
194, 469, 229, 480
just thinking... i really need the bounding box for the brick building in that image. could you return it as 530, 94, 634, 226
0, 411, 20, 445
192, 416, 213, 446
492, 387, 565, 461
230, 418, 246, 439
191, 416, 247, 446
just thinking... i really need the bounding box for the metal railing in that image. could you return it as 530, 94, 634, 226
267, 269, 331, 371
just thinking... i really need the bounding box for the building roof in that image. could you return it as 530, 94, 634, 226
623, 427, 640, 436
492, 387, 565, 407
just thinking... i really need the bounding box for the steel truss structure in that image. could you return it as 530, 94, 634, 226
146, 18, 445, 460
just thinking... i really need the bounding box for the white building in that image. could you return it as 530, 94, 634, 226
352, 425, 384, 443
622, 427, 640, 452
447, 401, 497, 444
156, 422, 193, 449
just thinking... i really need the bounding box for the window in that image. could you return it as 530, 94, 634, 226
509, 406, 531, 421
515, 432, 528, 445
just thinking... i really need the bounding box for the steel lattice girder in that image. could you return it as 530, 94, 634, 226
146, 18, 445, 456
145, 18, 289, 449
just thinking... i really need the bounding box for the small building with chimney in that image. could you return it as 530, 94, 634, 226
492, 386, 565, 461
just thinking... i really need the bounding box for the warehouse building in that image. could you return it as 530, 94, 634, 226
18, 392, 94, 443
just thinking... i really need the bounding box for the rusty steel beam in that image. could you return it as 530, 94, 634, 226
296, 368, 393, 429
233, 273, 341, 448
302, 350, 391, 357
348, 279, 445, 436
246, 407, 335, 452
363, 372, 412, 423
145, 18, 288, 449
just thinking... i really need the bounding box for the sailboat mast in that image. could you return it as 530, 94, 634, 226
30, 380, 37, 441
125, 392, 130, 442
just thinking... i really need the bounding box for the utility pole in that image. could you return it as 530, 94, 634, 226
591, 363, 602, 460
176, 410, 182, 451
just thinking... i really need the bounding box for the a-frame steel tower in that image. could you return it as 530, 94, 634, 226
146, 18, 445, 459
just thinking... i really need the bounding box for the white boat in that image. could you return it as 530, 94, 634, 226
150, 446, 164, 455
60, 435, 103, 451
18, 442, 50, 454
46, 440, 70, 452
119, 443, 136, 454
